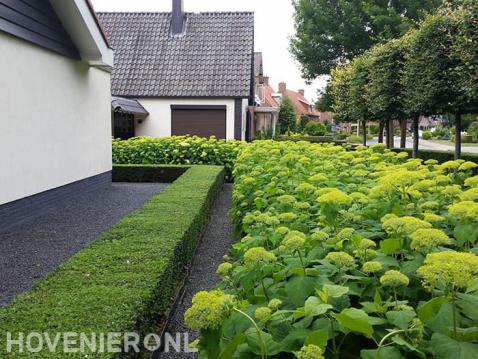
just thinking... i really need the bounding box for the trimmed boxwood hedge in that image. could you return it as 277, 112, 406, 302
277, 135, 346, 145
0, 165, 225, 358
390, 147, 478, 162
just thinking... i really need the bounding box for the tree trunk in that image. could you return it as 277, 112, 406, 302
378, 122, 384, 143
412, 115, 419, 158
400, 119, 407, 148
362, 120, 367, 146
387, 120, 394, 148
455, 113, 462, 160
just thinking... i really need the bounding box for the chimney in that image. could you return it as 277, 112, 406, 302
263, 76, 269, 86
298, 89, 305, 97
171, 0, 185, 36
278, 82, 286, 94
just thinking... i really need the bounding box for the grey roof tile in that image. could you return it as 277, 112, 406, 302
97, 12, 254, 98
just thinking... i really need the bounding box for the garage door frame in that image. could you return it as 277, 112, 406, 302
170, 104, 227, 139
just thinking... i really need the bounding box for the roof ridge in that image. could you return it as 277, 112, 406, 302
97, 11, 254, 15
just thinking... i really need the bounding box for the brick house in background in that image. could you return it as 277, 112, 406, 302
249, 52, 280, 137
278, 82, 322, 122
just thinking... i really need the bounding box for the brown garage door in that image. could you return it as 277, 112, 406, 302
171, 105, 226, 139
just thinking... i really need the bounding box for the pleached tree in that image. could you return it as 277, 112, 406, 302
366, 39, 409, 150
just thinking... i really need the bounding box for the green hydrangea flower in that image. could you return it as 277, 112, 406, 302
464, 175, 478, 188
442, 185, 462, 197
382, 216, 432, 235
459, 161, 478, 171
359, 238, 377, 249
275, 226, 290, 236
362, 261, 383, 274
184, 290, 234, 330
268, 299, 282, 310
325, 251, 355, 268
244, 247, 277, 265
295, 345, 325, 359
278, 212, 298, 222
254, 307, 272, 321
417, 251, 478, 291
310, 230, 330, 242
277, 195, 297, 205
448, 201, 478, 221
460, 188, 478, 202
439, 161, 461, 171
296, 183, 316, 193
309, 174, 328, 183
423, 213, 445, 223
216, 262, 233, 277
282, 231, 307, 251
317, 189, 352, 206
380, 270, 410, 287
410, 228, 451, 254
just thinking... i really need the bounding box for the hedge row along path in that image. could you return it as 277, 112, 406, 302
156, 184, 234, 359
0, 182, 167, 307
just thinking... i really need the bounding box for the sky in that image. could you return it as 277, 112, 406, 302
90, 0, 328, 102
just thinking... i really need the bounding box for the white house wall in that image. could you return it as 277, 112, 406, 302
0, 33, 112, 206
136, 98, 237, 140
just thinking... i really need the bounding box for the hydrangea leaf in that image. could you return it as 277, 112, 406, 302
386, 310, 417, 330
285, 276, 318, 307
305, 328, 329, 348
360, 346, 405, 359
332, 308, 374, 338
380, 238, 402, 254
244, 328, 282, 356
304, 296, 333, 317
417, 296, 449, 323
431, 333, 478, 359
457, 293, 478, 321
219, 334, 245, 359
322, 284, 350, 298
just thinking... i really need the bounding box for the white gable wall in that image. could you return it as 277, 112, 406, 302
0, 33, 112, 206
135, 98, 237, 140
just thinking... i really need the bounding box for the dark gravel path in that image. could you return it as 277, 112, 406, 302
0, 182, 168, 307
157, 184, 234, 359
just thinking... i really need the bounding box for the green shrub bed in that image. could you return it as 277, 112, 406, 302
112, 136, 243, 181
185, 141, 478, 358
0, 165, 225, 358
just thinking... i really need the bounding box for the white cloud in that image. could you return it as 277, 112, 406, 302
91, 0, 328, 101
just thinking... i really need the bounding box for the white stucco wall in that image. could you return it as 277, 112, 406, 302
136, 98, 238, 140
0, 33, 112, 205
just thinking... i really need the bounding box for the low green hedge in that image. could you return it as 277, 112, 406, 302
0, 165, 225, 358
112, 136, 243, 181
277, 135, 346, 145
390, 147, 478, 162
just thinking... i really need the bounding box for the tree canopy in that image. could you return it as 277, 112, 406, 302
291, 0, 442, 78
278, 97, 297, 134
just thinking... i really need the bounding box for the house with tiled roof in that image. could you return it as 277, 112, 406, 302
98, 0, 254, 140
278, 82, 322, 122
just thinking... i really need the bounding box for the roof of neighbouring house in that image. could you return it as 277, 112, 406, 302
264, 84, 279, 108
97, 12, 254, 98
112, 96, 149, 115
283, 89, 321, 118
